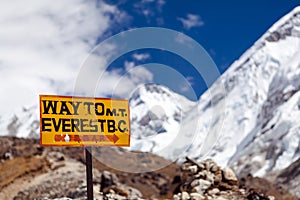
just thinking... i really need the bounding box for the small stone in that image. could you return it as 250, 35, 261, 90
173, 194, 180, 200
196, 171, 205, 179
109, 189, 116, 194
4, 152, 12, 160
222, 167, 238, 183
198, 163, 205, 170
208, 188, 220, 195
239, 189, 246, 195
191, 179, 200, 187
216, 197, 227, 200
200, 179, 212, 189
205, 160, 214, 171
205, 171, 215, 184
206, 159, 216, 168
188, 165, 198, 174
182, 162, 192, 169
219, 191, 228, 195
214, 170, 222, 185
210, 165, 218, 173
207, 195, 213, 200
190, 193, 205, 200
268, 196, 275, 200
192, 179, 212, 193
192, 185, 203, 194
126, 186, 142, 199
181, 191, 190, 200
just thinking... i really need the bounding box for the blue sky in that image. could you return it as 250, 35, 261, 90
0, 0, 299, 116
100, 0, 300, 100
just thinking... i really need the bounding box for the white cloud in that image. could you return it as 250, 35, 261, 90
0, 0, 131, 116
132, 53, 150, 61
125, 61, 135, 70
179, 76, 194, 92
174, 32, 195, 50
178, 14, 204, 30
156, 0, 166, 12
134, 0, 165, 19
179, 85, 190, 92
141, 0, 155, 3
96, 61, 154, 98
175, 32, 193, 44
186, 76, 195, 85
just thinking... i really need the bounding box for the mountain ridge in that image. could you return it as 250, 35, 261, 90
128, 6, 300, 180
0, 6, 299, 183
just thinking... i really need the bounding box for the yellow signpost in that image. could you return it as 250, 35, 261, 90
40, 95, 130, 147
39, 95, 131, 200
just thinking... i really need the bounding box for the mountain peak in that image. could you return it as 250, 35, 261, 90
129, 83, 196, 152
129, 84, 172, 101
165, 5, 300, 177
228, 7, 300, 75
266, 6, 300, 40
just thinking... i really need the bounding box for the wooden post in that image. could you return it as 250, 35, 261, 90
85, 147, 93, 200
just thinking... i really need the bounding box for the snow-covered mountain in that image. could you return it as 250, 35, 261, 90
186, 6, 300, 176
226, 6, 300, 176
0, 106, 40, 138
1, 6, 300, 179
129, 84, 196, 152
131, 6, 300, 177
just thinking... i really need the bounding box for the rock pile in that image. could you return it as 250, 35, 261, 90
173, 157, 274, 200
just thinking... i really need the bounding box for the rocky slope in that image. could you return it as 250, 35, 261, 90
0, 136, 299, 200
0, 136, 180, 199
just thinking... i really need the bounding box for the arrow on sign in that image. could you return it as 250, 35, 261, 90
54, 134, 120, 143
106, 134, 119, 143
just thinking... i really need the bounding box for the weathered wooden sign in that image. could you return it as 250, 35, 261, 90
40, 95, 130, 146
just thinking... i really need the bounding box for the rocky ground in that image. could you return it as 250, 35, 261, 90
0, 136, 299, 200
173, 158, 299, 200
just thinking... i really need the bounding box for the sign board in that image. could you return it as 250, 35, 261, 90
39, 95, 130, 146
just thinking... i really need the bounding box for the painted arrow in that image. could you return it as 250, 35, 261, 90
105, 134, 119, 143
54, 134, 120, 143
